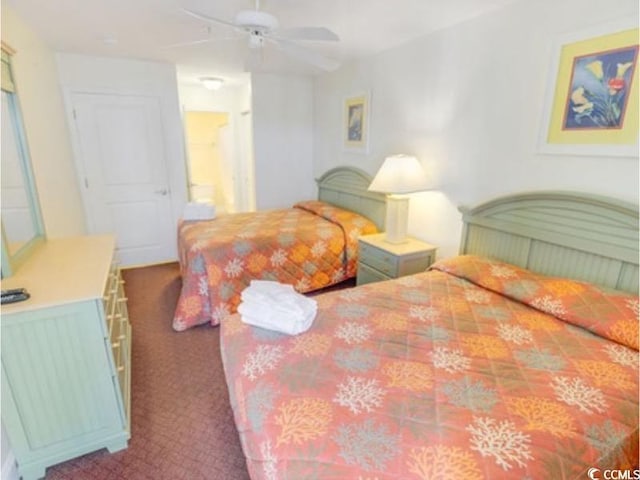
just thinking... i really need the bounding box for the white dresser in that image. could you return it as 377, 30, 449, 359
1, 236, 131, 480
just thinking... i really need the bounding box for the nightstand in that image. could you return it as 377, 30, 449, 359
357, 233, 437, 285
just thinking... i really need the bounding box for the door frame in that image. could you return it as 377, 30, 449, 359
62, 86, 188, 264
236, 109, 256, 212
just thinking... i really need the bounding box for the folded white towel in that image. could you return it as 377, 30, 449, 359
182, 202, 216, 221
238, 306, 316, 335
241, 280, 295, 303
239, 298, 316, 326
239, 280, 317, 335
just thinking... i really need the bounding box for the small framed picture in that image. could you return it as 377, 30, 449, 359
343, 92, 370, 153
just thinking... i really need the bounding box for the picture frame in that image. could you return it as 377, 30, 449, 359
343, 92, 370, 153
538, 18, 639, 157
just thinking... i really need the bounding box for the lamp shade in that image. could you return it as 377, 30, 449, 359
368, 154, 429, 194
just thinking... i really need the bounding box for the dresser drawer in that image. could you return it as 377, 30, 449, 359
102, 265, 131, 428
117, 321, 132, 423
359, 242, 398, 277
105, 267, 129, 365
103, 263, 120, 338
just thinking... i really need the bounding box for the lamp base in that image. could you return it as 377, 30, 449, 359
384, 194, 409, 244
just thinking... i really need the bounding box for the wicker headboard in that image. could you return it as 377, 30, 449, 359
459, 191, 639, 293
316, 167, 386, 230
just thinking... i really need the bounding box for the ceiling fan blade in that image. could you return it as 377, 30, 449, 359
162, 38, 217, 49
181, 8, 238, 29
271, 38, 340, 71
271, 27, 339, 42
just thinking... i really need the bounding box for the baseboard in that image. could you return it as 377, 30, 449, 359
121, 259, 178, 270
1, 451, 19, 480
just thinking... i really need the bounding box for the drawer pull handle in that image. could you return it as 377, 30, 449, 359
112, 341, 120, 349
117, 366, 125, 372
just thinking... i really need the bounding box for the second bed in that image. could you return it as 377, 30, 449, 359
173, 167, 385, 331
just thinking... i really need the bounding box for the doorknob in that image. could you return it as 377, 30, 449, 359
154, 188, 169, 196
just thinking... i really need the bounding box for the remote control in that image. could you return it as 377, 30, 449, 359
1, 288, 27, 296
1, 289, 30, 304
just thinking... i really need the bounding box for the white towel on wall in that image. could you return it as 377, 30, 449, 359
238, 280, 317, 335
182, 202, 216, 221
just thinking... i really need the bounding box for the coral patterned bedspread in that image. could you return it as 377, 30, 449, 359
173, 201, 377, 331
220, 255, 639, 479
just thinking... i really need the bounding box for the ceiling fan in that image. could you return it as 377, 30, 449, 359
180, 0, 341, 71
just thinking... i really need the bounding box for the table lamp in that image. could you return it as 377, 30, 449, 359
368, 154, 429, 244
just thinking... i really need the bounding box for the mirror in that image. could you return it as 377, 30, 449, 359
1, 43, 45, 277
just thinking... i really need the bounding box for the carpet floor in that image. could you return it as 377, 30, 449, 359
45, 263, 251, 480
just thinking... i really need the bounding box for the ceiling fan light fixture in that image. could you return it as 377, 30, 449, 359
200, 77, 224, 90
248, 32, 265, 49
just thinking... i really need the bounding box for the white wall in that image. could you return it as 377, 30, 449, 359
252, 73, 316, 209
1, 5, 86, 238
314, 0, 639, 259
55, 53, 189, 246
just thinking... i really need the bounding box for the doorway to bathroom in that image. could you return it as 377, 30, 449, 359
183, 111, 234, 213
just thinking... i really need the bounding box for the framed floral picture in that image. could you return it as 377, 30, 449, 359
343, 92, 370, 153
538, 18, 639, 157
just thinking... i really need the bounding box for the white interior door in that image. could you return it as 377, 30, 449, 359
70, 92, 175, 266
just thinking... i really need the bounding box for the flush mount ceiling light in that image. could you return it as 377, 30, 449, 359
200, 77, 224, 90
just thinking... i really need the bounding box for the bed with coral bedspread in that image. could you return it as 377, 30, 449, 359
173, 200, 378, 331
220, 191, 639, 479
